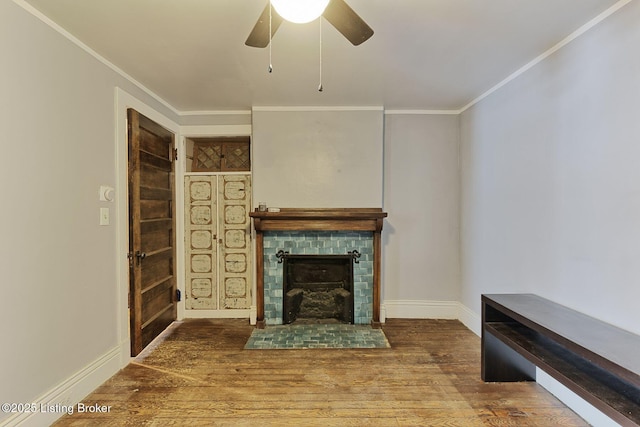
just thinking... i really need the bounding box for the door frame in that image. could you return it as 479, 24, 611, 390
115, 89, 255, 363
181, 125, 254, 322
115, 88, 182, 364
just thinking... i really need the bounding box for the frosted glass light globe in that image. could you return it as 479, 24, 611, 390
270, 0, 330, 24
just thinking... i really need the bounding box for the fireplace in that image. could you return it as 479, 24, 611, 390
280, 252, 357, 324
250, 208, 387, 328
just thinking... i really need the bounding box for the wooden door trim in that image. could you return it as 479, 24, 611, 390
181, 125, 255, 322
115, 88, 181, 364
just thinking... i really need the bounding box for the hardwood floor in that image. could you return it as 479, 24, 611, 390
53, 319, 588, 426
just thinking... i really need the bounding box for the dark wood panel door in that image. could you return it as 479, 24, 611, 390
128, 108, 177, 356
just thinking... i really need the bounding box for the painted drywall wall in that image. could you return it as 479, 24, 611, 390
179, 112, 252, 127
251, 109, 384, 208
459, 0, 640, 335
383, 114, 460, 304
0, 2, 178, 423
6, 1, 638, 425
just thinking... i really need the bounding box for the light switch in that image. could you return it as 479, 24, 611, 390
100, 207, 110, 226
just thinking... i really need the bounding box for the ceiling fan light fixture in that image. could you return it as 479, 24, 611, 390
270, 0, 330, 24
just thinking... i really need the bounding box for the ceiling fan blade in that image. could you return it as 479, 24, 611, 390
323, 0, 373, 46
245, 4, 283, 48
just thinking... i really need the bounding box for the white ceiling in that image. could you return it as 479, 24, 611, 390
23, 0, 621, 112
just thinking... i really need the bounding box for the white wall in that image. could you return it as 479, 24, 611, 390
5, 0, 638, 424
0, 2, 178, 425
251, 109, 384, 208
459, 0, 640, 335
383, 114, 460, 313
251, 109, 463, 318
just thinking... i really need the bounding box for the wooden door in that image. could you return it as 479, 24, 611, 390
219, 175, 252, 309
184, 176, 219, 309
184, 174, 252, 311
128, 108, 177, 356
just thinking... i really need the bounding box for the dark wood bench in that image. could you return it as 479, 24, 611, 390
481, 293, 640, 426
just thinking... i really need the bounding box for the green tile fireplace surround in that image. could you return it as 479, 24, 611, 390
263, 230, 374, 325
250, 208, 387, 329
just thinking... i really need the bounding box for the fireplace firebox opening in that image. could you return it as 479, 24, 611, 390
280, 253, 356, 324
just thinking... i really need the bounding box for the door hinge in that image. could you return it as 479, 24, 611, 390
173, 148, 178, 161
176, 289, 181, 302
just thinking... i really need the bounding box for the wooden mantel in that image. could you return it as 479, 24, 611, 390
250, 208, 387, 232
250, 208, 387, 328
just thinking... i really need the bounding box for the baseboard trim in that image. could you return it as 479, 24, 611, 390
1, 346, 122, 427
457, 302, 481, 337
2, 302, 607, 427
453, 302, 611, 426
537, 369, 618, 427
383, 300, 482, 336
250, 305, 257, 325
383, 300, 460, 319
182, 309, 251, 319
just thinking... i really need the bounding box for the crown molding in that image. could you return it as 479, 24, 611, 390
252, 106, 384, 112
384, 109, 461, 115
12, 0, 181, 117
16, 0, 632, 118
179, 110, 252, 116
459, 0, 633, 113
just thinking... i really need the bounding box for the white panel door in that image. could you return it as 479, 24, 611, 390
219, 174, 252, 309
184, 174, 252, 311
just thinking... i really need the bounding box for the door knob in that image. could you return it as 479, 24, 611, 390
135, 251, 147, 260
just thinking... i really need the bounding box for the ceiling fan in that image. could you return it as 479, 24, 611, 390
245, 0, 374, 48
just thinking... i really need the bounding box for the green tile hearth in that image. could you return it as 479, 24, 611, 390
244, 324, 390, 349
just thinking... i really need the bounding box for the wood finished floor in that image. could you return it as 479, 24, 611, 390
53, 319, 588, 426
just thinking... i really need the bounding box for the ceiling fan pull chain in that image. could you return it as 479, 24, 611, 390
318, 18, 323, 92
268, 1, 273, 73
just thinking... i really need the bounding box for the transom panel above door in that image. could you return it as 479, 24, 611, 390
188, 137, 250, 172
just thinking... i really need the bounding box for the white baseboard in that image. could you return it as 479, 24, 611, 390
537, 369, 620, 427
453, 302, 616, 426
1, 345, 123, 427
380, 304, 387, 323
182, 308, 250, 319
457, 302, 481, 336
383, 300, 481, 337
383, 299, 460, 319
3, 302, 612, 427
250, 305, 257, 325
